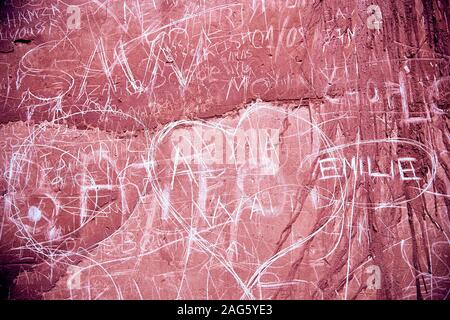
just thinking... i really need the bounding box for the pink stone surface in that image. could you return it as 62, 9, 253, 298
0, 0, 449, 300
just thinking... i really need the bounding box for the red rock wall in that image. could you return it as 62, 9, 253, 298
0, 0, 449, 300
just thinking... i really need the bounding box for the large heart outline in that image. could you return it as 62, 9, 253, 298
147, 101, 350, 299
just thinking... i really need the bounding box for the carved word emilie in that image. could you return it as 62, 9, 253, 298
318, 156, 420, 181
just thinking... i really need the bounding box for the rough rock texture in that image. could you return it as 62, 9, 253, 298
0, 0, 449, 300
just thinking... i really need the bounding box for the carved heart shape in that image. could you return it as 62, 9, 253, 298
146, 102, 346, 299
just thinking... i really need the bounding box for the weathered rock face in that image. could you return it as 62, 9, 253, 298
0, 0, 448, 300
